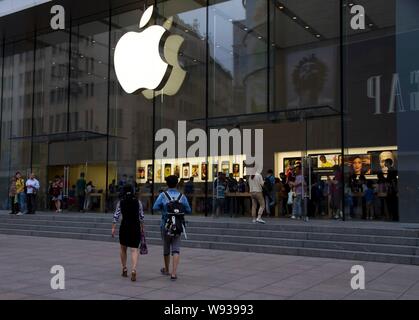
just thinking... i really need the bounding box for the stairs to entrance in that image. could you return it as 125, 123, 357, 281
1, 212, 419, 265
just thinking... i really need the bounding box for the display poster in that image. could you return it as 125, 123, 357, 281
182, 163, 190, 179
344, 154, 372, 175
192, 165, 199, 178
201, 163, 208, 180
164, 164, 171, 178
233, 164, 240, 177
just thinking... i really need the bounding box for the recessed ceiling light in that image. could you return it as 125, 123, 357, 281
258, 36, 262, 39
292, 17, 297, 20
305, 26, 309, 29
316, 34, 321, 38
279, 6, 284, 10
244, 27, 248, 31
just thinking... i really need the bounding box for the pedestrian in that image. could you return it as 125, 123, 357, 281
364, 180, 376, 220
76, 173, 86, 212
226, 173, 238, 216
263, 169, 275, 217
237, 178, 247, 216
112, 185, 145, 282
184, 177, 194, 207
248, 171, 266, 224
25, 173, 40, 215
9, 177, 18, 215
214, 174, 227, 217
51, 176, 63, 213
15, 172, 25, 215
152, 175, 191, 281
84, 181, 94, 211
290, 166, 305, 220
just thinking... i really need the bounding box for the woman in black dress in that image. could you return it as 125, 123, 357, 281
112, 185, 144, 281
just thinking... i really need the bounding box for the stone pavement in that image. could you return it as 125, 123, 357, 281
1, 234, 419, 300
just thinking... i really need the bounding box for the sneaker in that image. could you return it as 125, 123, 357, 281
256, 218, 266, 224
291, 215, 296, 220
304, 217, 309, 222
16, 212, 23, 216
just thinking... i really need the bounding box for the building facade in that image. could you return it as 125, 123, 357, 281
0, 0, 418, 223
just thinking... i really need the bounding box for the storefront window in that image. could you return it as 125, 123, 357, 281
343, 0, 399, 221
0, 40, 34, 209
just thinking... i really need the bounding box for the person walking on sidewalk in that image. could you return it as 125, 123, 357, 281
153, 175, 191, 281
9, 177, 18, 215
15, 172, 26, 215
25, 173, 40, 215
112, 184, 145, 282
249, 172, 266, 224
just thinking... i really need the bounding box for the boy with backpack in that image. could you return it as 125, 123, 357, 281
152, 175, 191, 281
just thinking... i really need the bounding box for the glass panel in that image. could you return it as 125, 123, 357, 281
0, 40, 34, 210
396, 0, 419, 222
209, 0, 268, 117
32, 29, 70, 210
110, 5, 154, 213
268, 0, 342, 220
154, 0, 208, 214
343, 0, 397, 221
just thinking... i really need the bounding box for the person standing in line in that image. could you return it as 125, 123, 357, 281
237, 178, 247, 216
9, 177, 18, 215
15, 172, 26, 215
153, 175, 191, 281
25, 173, 40, 215
76, 173, 86, 213
280, 172, 290, 216
290, 166, 305, 220
84, 181, 94, 211
51, 176, 63, 213
226, 173, 238, 216
214, 174, 227, 218
248, 172, 266, 224
364, 180, 376, 220
184, 177, 195, 207
263, 169, 276, 217
112, 184, 145, 282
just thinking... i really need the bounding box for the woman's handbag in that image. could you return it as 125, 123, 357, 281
140, 226, 148, 255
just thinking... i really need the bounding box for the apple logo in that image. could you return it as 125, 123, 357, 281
114, 5, 186, 99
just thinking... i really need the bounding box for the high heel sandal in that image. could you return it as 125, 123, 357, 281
121, 267, 128, 278
131, 270, 137, 282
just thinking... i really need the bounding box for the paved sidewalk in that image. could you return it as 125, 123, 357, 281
1, 234, 419, 300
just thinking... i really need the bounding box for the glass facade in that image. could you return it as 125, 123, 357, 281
0, 0, 418, 223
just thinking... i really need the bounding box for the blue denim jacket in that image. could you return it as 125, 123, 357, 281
152, 189, 192, 230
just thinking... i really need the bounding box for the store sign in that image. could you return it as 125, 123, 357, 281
155, 121, 264, 175
114, 5, 186, 99
367, 71, 419, 114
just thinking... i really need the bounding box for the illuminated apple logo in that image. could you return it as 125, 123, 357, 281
114, 5, 186, 99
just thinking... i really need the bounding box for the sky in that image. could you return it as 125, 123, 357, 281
178, 0, 246, 72
0, 0, 51, 18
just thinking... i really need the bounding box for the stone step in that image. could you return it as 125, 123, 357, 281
1, 219, 418, 247
0, 227, 417, 265
1, 213, 418, 237
1, 222, 418, 256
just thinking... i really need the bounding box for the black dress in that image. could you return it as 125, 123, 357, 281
114, 197, 143, 248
